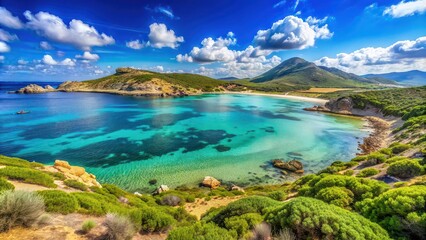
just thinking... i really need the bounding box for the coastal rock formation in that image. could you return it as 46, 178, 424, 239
202, 176, 221, 189
47, 160, 101, 187
230, 184, 245, 192
16, 84, 57, 94
155, 185, 169, 194
325, 97, 353, 114
273, 159, 304, 173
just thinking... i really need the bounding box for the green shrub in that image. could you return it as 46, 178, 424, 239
297, 175, 389, 204
64, 179, 88, 191
266, 197, 390, 240
167, 222, 235, 240
315, 186, 354, 208
104, 213, 136, 240
223, 213, 262, 238
140, 207, 176, 232
356, 186, 426, 239
357, 168, 380, 178
203, 196, 281, 227
390, 143, 411, 154
72, 192, 105, 216
0, 155, 43, 168
37, 190, 78, 214
319, 161, 358, 174
47, 172, 66, 180
0, 190, 45, 232
103, 184, 128, 198
343, 170, 354, 176
0, 178, 14, 193
0, 167, 56, 188
385, 156, 408, 164
387, 159, 423, 179
393, 182, 408, 188
267, 191, 286, 201
81, 220, 96, 233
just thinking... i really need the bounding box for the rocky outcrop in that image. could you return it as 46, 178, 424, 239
16, 84, 57, 94
229, 184, 245, 192
273, 159, 304, 174
155, 185, 169, 194
325, 97, 354, 114
202, 176, 221, 189
47, 160, 101, 187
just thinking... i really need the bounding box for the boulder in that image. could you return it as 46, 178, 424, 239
273, 159, 303, 173
54, 160, 71, 169
155, 185, 169, 194
230, 184, 245, 193
202, 176, 221, 189
325, 97, 353, 114
70, 166, 86, 176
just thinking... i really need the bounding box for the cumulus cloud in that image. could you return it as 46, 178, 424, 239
254, 15, 332, 50
315, 36, 426, 74
147, 23, 184, 49
42, 54, 76, 66
0, 7, 24, 29
383, 0, 426, 18
40, 41, 53, 50
0, 42, 10, 52
0, 29, 18, 42
126, 39, 145, 50
75, 51, 100, 61
24, 11, 115, 50
18, 59, 28, 65
153, 65, 164, 72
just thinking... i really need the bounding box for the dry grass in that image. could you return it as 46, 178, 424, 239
298, 88, 350, 93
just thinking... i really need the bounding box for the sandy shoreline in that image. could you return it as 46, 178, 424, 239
208, 91, 328, 104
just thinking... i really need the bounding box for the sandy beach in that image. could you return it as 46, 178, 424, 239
212, 91, 328, 104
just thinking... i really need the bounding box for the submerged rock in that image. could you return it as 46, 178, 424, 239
273, 159, 304, 173
16, 84, 56, 94
202, 176, 221, 189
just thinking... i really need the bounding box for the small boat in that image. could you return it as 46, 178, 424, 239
16, 110, 30, 114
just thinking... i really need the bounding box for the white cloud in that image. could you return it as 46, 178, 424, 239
0, 42, 10, 52
126, 39, 144, 50
75, 51, 100, 61
147, 23, 184, 49
18, 59, 28, 65
0, 29, 18, 42
383, 0, 426, 18
253, 15, 332, 50
42, 54, 76, 66
0, 7, 24, 29
154, 65, 164, 72
273, 0, 287, 8
315, 36, 426, 74
24, 11, 115, 50
40, 41, 53, 50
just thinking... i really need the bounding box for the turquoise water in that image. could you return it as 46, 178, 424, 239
0, 84, 367, 192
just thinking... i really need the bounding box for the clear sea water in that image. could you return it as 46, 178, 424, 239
0, 81, 368, 192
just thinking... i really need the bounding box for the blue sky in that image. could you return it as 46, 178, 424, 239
0, 0, 425, 81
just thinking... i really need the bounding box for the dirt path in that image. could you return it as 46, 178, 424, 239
184, 196, 243, 220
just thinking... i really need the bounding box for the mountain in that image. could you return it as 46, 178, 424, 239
250, 57, 396, 88
57, 67, 228, 96
319, 66, 397, 85
219, 77, 239, 80
363, 70, 426, 86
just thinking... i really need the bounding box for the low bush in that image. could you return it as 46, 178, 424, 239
104, 213, 136, 240
251, 223, 273, 240
167, 222, 235, 240
357, 168, 380, 178
0, 190, 45, 232
140, 207, 176, 232
64, 179, 88, 191
47, 172, 66, 180
72, 192, 105, 216
0, 155, 43, 168
267, 191, 286, 201
224, 213, 263, 238
387, 159, 423, 179
385, 156, 408, 164
389, 142, 411, 154
356, 186, 426, 239
37, 190, 78, 214
81, 220, 96, 233
103, 184, 128, 198
343, 169, 354, 176
0, 166, 56, 188
0, 178, 14, 193
315, 186, 354, 209
266, 197, 390, 239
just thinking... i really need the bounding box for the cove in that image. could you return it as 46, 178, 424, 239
0, 89, 368, 192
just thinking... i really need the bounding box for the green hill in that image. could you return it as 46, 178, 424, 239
250, 57, 376, 88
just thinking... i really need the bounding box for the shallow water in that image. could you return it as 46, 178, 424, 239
0, 83, 367, 192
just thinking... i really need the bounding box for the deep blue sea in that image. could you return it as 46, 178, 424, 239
0, 81, 368, 192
